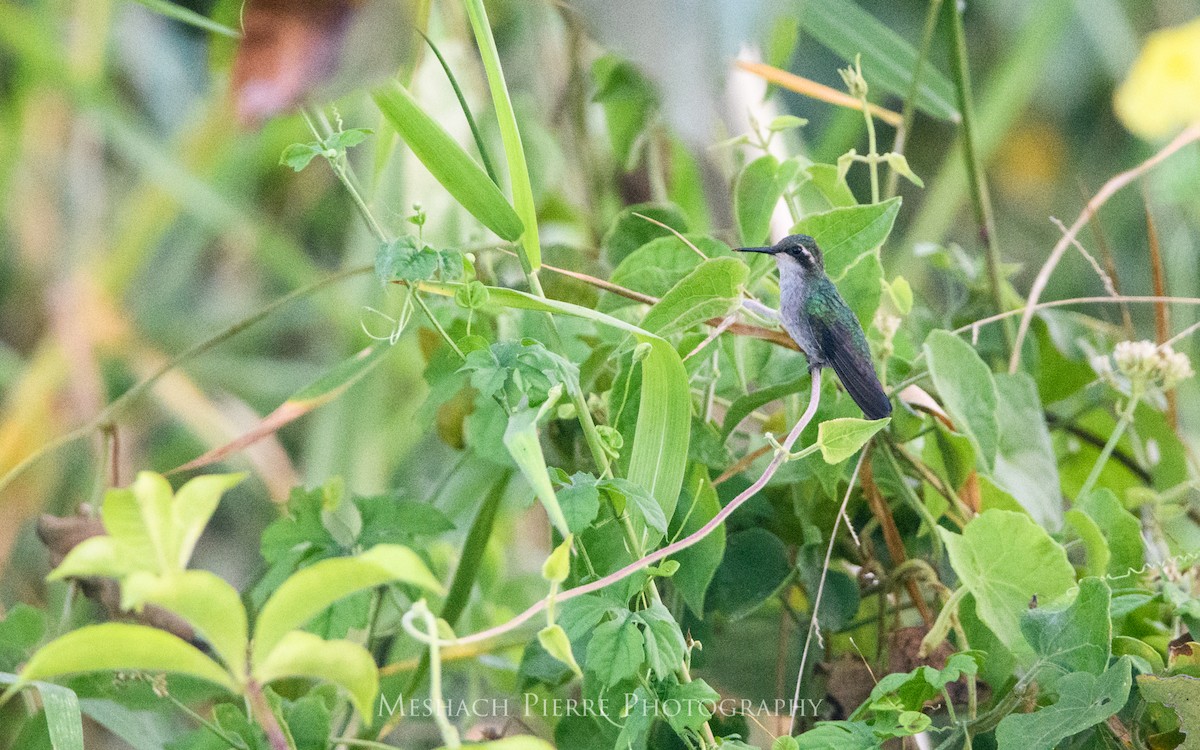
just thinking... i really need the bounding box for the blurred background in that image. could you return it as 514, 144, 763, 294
0, 0, 1197, 644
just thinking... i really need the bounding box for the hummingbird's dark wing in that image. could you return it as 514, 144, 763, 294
807, 295, 892, 420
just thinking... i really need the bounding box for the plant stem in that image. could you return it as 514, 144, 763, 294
790, 444, 868, 732
435, 372, 825, 648
245, 681, 290, 750
402, 602, 461, 749
886, 0, 945, 198
1078, 393, 1141, 499
945, 0, 1012, 348
0, 263, 372, 497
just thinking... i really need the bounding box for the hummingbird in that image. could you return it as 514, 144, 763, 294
736, 234, 892, 420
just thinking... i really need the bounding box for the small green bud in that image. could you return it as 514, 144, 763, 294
542, 535, 572, 583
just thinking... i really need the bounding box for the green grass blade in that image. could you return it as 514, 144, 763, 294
0, 674, 84, 750
373, 82, 523, 242
418, 30, 500, 186
131, 0, 239, 38
800, 0, 959, 122
463, 0, 542, 272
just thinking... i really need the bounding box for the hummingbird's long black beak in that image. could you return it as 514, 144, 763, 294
734, 246, 776, 254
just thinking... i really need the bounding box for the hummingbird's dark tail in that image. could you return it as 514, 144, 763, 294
825, 349, 893, 420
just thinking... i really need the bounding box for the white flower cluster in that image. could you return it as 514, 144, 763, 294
1093, 340, 1195, 393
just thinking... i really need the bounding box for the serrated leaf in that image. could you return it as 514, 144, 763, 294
636, 602, 686, 680
1078, 489, 1145, 579
817, 417, 889, 464
585, 614, 644, 687
376, 236, 458, 283
253, 544, 442, 664
419, 281, 690, 526
252, 630, 378, 723
373, 82, 523, 242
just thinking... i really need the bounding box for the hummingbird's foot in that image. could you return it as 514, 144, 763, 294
765, 432, 809, 462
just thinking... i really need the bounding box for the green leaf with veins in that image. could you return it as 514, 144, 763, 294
994, 657, 1132, 750
938, 510, 1074, 659
585, 613, 645, 687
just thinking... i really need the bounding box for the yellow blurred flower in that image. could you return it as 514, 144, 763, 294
1114, 17, 1200, 139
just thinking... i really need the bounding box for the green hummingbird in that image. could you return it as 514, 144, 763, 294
736, 234, 892, 420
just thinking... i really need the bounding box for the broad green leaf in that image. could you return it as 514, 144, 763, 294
923, 330, 999, 472
120, 570, 248, 681
463, 0, 541, 268
49, 472, 243, 580
557, 473, 602, 533
662, 679, 719, 736
994, 657, 1132, 750
607, 234, 732, 306
667, 136, 711, 230
538, 624, 583, 678
505, 398, 571, 537
585, 613, 644, 687
592, 53, 659, 168
468, 737, 556, 750
0, 673, 83, 750
373, 82, 523, 242
938, 510, 1074, 659
735, 154, 782, 246
602, 203, 689, 266
375, 237, 458, 283
640, 257, 747, 337
992, 372, 1063, 529
806, 164, 857, 208
1020, 577, 1111, 681
252, 630, 377, 722
721, 376, 809, 439
1078, 489, 1145, 579
855, 652, 978, 717
706, 528, 790, 618
1138, 674, 1200, 746
132, 0, 239, 37
1065, 509, 1110, 579
600, 478, 668, 537
253, 544, 442, 664
668, 465, 725, 615
831, 250, 883, 328
799, 0, 959, 121
817, 417, 889, 464
1112, 635, 1164, 673
419, 282, 690, 522
794, 721, 878, 749
636, 602, 687, 680
792, 197, 901, 278
19, 624, 234, 691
